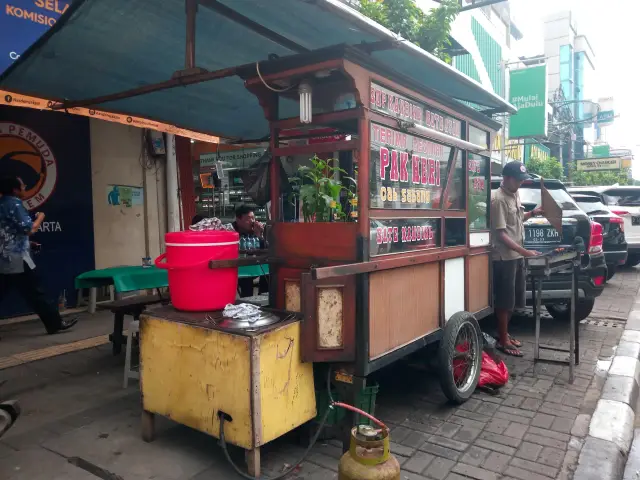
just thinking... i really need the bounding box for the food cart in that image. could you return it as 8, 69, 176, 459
0, 2, 514, 476
138, 45, 499, 477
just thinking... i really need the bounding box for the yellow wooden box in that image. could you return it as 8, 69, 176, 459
139, 312, 316, 450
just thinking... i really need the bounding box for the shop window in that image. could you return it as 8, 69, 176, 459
469, 125, 489, 150
445, 218, 466, 247
369, 122, 454, 210
468, 153, 490, 231
441, 150, 465, 210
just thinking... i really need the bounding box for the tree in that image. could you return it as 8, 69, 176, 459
567, 162, 631, 187
526, 156, 564, 180
359, 0, 461, 63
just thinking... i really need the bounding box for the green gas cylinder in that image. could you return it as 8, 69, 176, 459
338, 425, 400, 480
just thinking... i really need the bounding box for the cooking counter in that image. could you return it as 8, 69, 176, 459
138, 306, 316, 477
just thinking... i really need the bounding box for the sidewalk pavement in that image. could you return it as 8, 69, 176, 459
0, 268, 638, 479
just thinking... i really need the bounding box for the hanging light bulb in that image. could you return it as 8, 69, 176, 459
299, 80, 313, 124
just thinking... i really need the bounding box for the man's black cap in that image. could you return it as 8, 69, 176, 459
502, 161, 531, 181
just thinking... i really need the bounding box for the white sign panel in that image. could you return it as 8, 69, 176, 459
200, 147, 266, 169
576, 158, 621, 171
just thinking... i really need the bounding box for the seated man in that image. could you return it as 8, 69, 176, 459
233, 205, 268, 297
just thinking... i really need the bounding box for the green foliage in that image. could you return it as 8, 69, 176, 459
292, 156, 356, 222
526, 156, 564, 180
359, 0, 461, 63
568, 162, 631, 187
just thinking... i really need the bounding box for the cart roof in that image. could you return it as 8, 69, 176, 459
0, 0, 515, 141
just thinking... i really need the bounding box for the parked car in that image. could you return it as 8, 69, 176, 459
492, 177, 606, 321
569, 193, 627, 280
568, 186, 640, 267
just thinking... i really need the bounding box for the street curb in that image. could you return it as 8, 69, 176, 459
574, 307, 640, 480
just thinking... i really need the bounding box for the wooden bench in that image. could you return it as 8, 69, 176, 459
103, 294, 168, 355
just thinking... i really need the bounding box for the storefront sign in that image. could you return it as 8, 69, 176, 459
370, 217, 440, 256
592, 144, 610, 158
370, 123, 449, 209
509, 65, 548, 138
1, 0, 71, 74
0, 89, 221, 143
200, 147, 266, 169
0, 105, 94, 316
577, 157, 621, 171
370, 83, 462, 139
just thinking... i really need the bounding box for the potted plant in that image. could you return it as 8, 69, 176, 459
292, 155, 357, 222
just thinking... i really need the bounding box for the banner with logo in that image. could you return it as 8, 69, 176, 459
0, 105, 94, 317
1, 90, 221, 143
509, 65, 548, 138
1, 0, 71, 75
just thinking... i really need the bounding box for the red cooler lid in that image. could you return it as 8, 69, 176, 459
165, 230, 239, 246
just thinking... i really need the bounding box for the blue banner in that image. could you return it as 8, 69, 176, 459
0, 105, 94, 317
0, 0, 71, 75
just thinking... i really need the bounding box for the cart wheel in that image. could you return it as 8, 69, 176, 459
437, 311, 482, 405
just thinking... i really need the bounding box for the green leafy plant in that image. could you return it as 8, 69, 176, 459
359, 0, 461, 63
292, 156, 356, 222
526, 155, 564, 180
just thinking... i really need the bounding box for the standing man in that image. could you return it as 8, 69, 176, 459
233, 205, 268, 297
491, 162, 542, 357
0, 176, 77, 335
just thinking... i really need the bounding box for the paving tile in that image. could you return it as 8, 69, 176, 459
510, 457, 559, 478
459, 446, 490, 467
514, 441, 543, 462
424, 457, 455, 480
537, 446, 565, 468
451, 463, 499, 480
522, 433, 567, 450
453, 426, 481, 443
419, 442, 462, 462
402, 431, 431, 449
482, 451, 511, 473
426, 436, 468, 452
403, 451, 435, 474
503, 422, 528, 440
504, 465, 558, 480
435, 422, 461, 439
479, 432, 522, 448
473, 439, 516, 456
530, 413, 554, 429
484, 418, 510, 435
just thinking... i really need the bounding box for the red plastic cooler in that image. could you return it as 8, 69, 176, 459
155, 230, 239, 311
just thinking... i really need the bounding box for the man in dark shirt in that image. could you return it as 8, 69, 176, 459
0, 176, 77, 335
233, 205, 268, 297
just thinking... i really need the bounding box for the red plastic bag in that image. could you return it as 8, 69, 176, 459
478, 351, 509, 388
453, 345, 509, 390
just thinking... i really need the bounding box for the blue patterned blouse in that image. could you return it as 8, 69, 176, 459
0, 195, 33, 273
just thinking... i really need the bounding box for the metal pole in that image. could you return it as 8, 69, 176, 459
166, 134, 181, 232
185, 0, 197, 69
534, 276, 542, 361
569, 263, 576, 383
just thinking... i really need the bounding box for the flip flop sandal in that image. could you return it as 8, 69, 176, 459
508, 336, 523, 348
496, 343, 524, 357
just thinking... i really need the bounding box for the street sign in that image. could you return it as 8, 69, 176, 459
596, 110, 615, 126
577, 157, 621, 171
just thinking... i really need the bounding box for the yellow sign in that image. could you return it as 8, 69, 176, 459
493, 133, 524, 161
0, 90, 220, 143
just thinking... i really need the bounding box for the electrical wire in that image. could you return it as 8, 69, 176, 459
217, 366, 389, 479
255, 62, 295, 93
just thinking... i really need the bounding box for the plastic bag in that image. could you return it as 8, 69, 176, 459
478, 351, 509, 389
453, 345, 509, 390
241, 151, 291, 207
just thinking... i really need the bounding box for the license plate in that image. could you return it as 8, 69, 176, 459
525, 227, 560, 244
632, 216, 640, 226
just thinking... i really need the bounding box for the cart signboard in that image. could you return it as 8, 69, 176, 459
370, 217, 440, 256
370, 123, 450, 209
370, 83, 462, 139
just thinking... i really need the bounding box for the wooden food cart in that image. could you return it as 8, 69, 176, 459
139, 45, 499, 477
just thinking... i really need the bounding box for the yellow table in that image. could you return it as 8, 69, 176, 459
138, 307, 316, 478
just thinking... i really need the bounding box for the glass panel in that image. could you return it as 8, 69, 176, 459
369, 122, 452, 210
469, 125, 489, 150
445, 218, 467, 247
442, 150, 465, 210
468, 154, 490, 230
